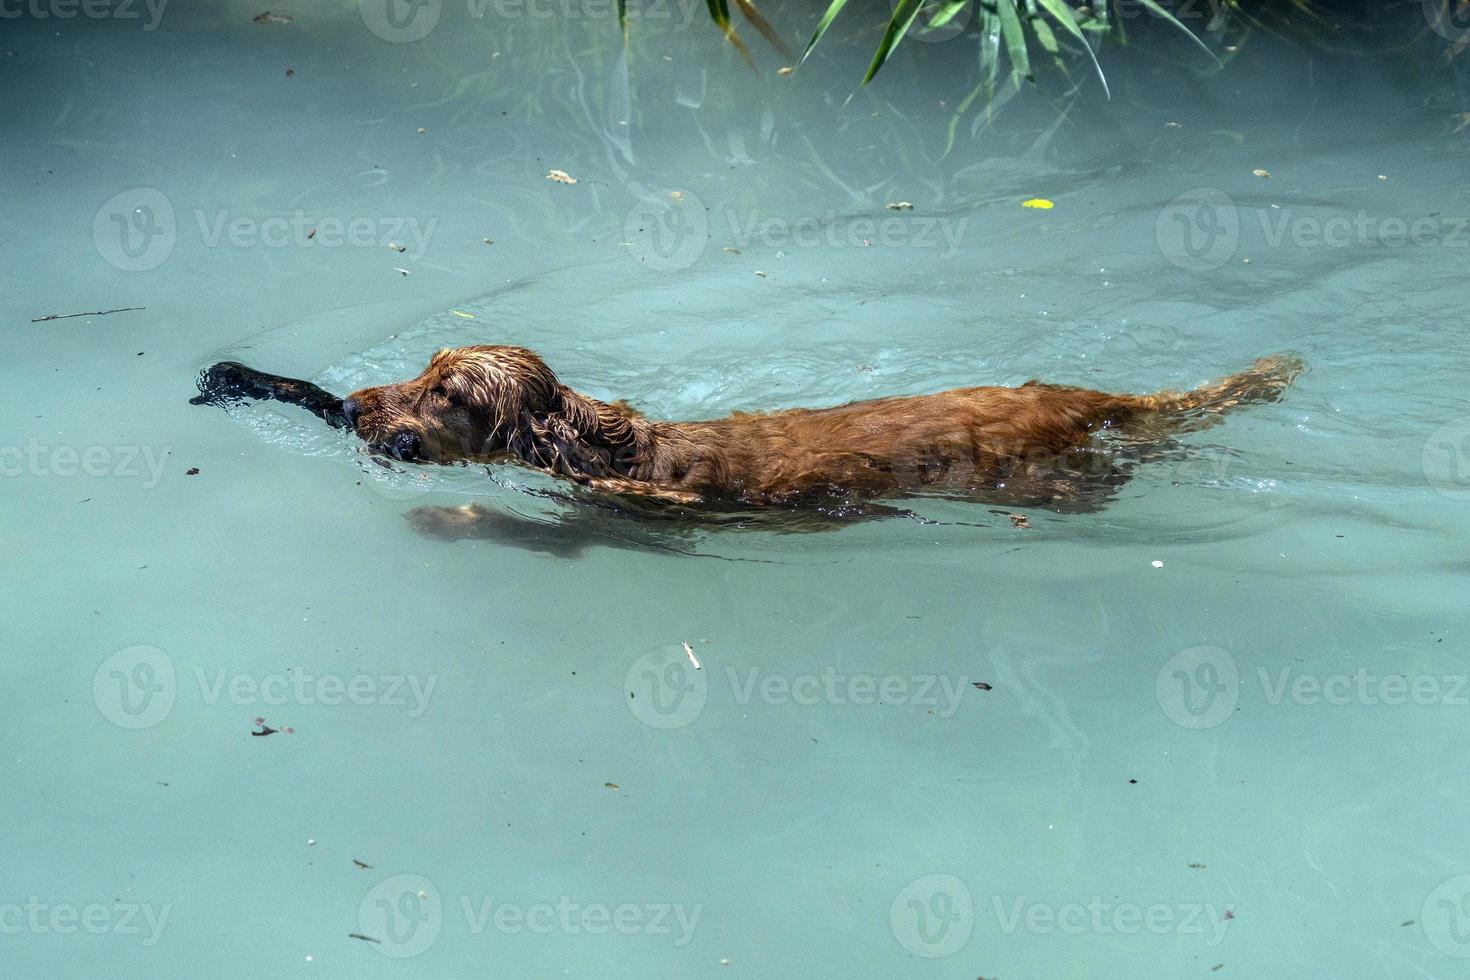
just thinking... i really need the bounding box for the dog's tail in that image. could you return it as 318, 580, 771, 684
1124, 353, 1305, 430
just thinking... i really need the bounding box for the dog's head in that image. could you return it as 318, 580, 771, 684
342, 345, 643, 477
342, 345, 563, 463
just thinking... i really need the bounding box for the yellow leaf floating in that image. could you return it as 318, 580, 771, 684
451, 310, 475, 319
1022, 198, 1054, 209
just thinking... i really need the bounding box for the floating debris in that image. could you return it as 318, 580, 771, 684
546, 169, 578, 185
886, 201, 913, 210
682, 641, 702, 670
253, 11, 293, 23
1007, 513, 1030, 529
1252, 168, 1271, 178
1022, 198, 1054, 209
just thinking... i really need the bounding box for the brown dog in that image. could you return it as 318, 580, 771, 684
340, 346, 1303, 511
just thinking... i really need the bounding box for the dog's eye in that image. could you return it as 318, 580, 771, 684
430, 384, 453, 402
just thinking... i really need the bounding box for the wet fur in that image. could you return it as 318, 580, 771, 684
342, 346, 1305, 510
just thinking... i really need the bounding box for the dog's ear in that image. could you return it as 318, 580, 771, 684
508, 384, 646, 480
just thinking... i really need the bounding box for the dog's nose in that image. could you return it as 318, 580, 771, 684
390, 430, 421, 461
341, 397, 361, 427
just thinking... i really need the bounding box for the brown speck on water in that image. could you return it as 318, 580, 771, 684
604, 782, 619, 790
186, 467, 200, 476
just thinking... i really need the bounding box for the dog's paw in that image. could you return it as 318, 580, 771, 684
405, 503, 496, 540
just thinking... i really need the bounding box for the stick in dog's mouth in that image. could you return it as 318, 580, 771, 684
191, 361, 350, 430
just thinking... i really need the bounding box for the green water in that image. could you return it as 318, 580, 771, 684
3, 2, 1469, 977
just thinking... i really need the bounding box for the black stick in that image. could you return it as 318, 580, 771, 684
32, 307, 145, 322
190, 361, 349, 429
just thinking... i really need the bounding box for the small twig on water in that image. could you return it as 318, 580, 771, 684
31, 307, 145, 323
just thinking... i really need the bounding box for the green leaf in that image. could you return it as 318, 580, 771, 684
979, 1, 1001, 88
862, 0, 925, 85
1031, 14, 1058, 55
734, 0, 792, 58
1132, 0, 1220, 62
799, 0, 849, 66
705, 0, 754, 66
996, 0, 1032, 84
616, 0, 627, 39
928, 0, 969, 30
1031, 0, 1109, 98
